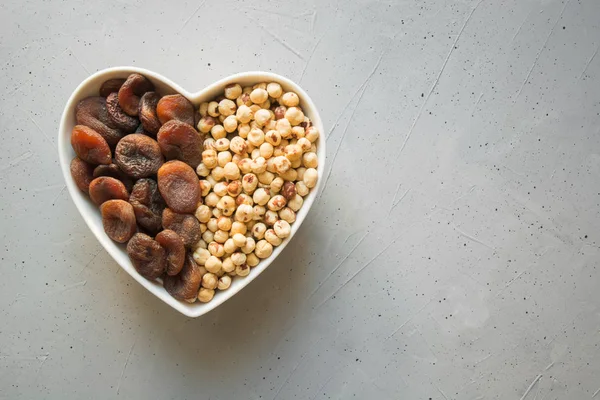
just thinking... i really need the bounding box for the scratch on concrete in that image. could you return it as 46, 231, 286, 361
316, 237, 397, 309
260, 24, 305, 60
35, 353, 50, 379
34, 183, 65, 193
474, 353, 492, 366
496, 248, 550, 297
310, 374, 334, 400
592, 387, 600, 398
0, 151, 33, 173
300, 33, 325, 83
511, 7, 532, 43
78, 248, 103, 276
519, 374, 542, 400
398, 0, 483, 157
8, 47, 70, 96
51, 185, 67, 206
28, 114, 57, 150
453, 223, 495, 250
47, 280, 87, 296
471, 92, 484, 116
389, 189, 411, 215
432, 380, 449, 400
307, 231, 369, 301
327, 50, 385, 139
179, 0, 208, 33
320, 82, 369, 192
496, 269, 527, 297
117, 341, 135, 395
385, 300, 432, 341
388, 182, 402, 212
272, 353, 307, 400
513, 0, 571, 103
68, 47, 90, 75
343, 229, 363, 244
579, 43, 599, 80
244, 6, 307, 19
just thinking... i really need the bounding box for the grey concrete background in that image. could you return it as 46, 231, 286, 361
1, 0, 600, 398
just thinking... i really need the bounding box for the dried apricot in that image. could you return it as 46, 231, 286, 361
156, 229, 185, 276
118, 73, 154, 116
157, 120, 204, 168
106, 92, 139, 133
70, 157, 95, 193
99, 78, 126, 97
75, 96, 124, 148
71, 125, 112, 165
89, 177, 129, 206
127, 232, 166, 280
157, 160, 201, 214
92, 163, 133, 192
156, 94, 194, 126
162, 208, 202, 247
163, 252, 202, 302
129, 178, 165, 234
138, 92, 162, 135
100, 199, 137, 243
115, 134, 163, 179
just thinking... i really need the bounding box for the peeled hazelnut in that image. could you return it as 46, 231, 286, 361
267, 82, 283, 99
281, 92, 300, 107
231, 221, 247, 235
274, 220, 291, 238
227, 180, 242, 197
279, 207, 296, 224
222, 257, 235, 273
217, 275, 232, 290
217, 216, 232, 231
198, 116, 216, 133
199, 180, 211, 196
250, 88, 268, 104
267, 195, 286, 211
295, 181, 309, 197
235, 263, 250, 277
264, 210, 278, 226
205, 255, 222, 273
285, 107, 304, 126
224, 83, 242, 100
231, 252, 247, 266
193, 248, 211, 265
288, 194, 304, 212
241, 237, 256, 254
284, 144, 303, 162
252, 223, 267, 240
255, 240, 273, 259
272, 156, 291, 175
265, 229, 282, 246
246, 252, 260, 267
230, 136, 248, 155
305, 126, 320, 142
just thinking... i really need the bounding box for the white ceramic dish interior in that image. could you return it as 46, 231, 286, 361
58, 67, 326, 317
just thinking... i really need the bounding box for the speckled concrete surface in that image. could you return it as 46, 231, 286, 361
1, 0, 600, 398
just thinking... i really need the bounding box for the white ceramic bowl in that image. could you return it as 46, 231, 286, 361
58, 67, 326, 317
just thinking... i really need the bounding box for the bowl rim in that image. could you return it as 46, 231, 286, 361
58, 66, 326, 317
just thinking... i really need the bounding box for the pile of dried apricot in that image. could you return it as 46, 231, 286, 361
70, 74, 319, 304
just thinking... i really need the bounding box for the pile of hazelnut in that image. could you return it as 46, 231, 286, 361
192, 82, 319, 302
69, 73, 319, 304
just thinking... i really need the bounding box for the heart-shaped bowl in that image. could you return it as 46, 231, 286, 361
58, 67, 325, 317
